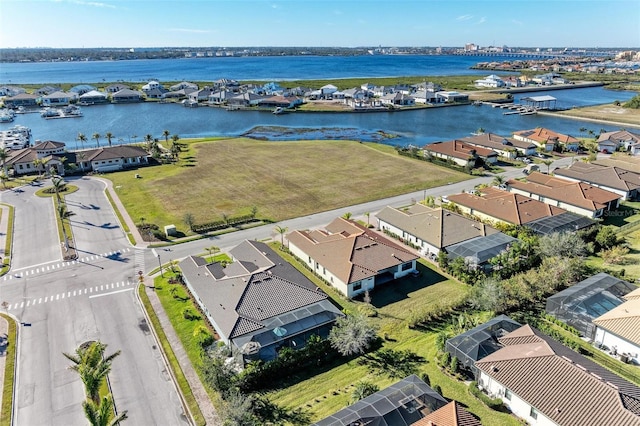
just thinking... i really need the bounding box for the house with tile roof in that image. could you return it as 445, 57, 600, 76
513, 127, 580, 152
376, 203, 500, 259
111, 88, 144, 103
287, 217, 419, 299
448, 187, 567, 226
3, 93, 39, 109
411, 401, 481, 426
475, 324, 640, 426
506, 171, 621, 218
6, 140, 67, 176
312, 375, 448, 426
41, 91, 77, 107
593, 293, 640, 365
178, 240, 343, 364
74, 145, 149, 173
553, 162, 640, 200
423, 140, 498, 167
597, 130, 640, 154
461, 132, 537, 158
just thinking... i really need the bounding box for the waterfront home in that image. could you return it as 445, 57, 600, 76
34, 86, 62, 96
6, 140, 67, 176
475, 324, 640, 426
287, 217, 418, 299
257, 95, 302, 109
423, 140, 498, 167
111, 88, 144, 103
312, 375, 450, 426
474, 74, 505, 88
412, 89, 441, 104
597, 129, 640, 154
178, 240, 343, 365
553, 162, 640, 200
593, 290, 640, 365
3, 93, 39, 109
448, 187, 567, 226
376, 203, 498, 258
169, 81, 198, 91
320, 84, 338, 98
69, 84, 96, 95
227, 92, 265, 107
143, 87, 167, 99
462, 132, 537, 158
506, 171, 621, 218
436, 91, 469, 103
207, 90, 234, 105
105, 83, 130, 93
41, 91, 77, 107
78, 90, 109, 105
380, 92, 416, 106
0, 86, 26, 97
187, 87, 215, 104
512, 127, 579, 152
141, 80, 163, 92
74, 145, 149, 173
546, 272, 637, 339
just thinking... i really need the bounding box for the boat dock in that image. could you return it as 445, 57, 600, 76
475, 101, 539, 115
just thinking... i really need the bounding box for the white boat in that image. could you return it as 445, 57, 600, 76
272, 107, 286, 115
41, 105, 83, 119
0, 125, 31, 150
0, 109, 15, 123
41, 107, 61, 118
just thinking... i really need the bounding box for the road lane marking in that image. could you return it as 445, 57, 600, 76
89, 288, 134, 299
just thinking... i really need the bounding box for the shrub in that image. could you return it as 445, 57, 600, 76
469, 381, 504, 410
182, 307, 200, 321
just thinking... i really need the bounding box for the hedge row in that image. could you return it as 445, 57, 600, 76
191, 214, 256, 233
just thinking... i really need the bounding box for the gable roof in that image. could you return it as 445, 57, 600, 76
507, 171, 621, 211
593, 298, 640, 347
424, 140, 497, 161
553, 162, 640, 192
475, 324, 640, 426
448, 187, 566, 225
79, 145, 148, 162
597, 130, 640, 144
412, 401, 481, 426
376, 204, 498, 250
513, 127, 579, 145
287, 218, 418, 285
178, 240, 340, 342
313, 375, 448, 426
33, 140, 65, 150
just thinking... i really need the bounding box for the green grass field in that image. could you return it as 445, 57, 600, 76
106, 138, 470, 233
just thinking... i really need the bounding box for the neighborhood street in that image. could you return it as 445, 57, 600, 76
0, 154, 579, 425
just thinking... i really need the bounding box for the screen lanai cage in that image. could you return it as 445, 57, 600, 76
546, 272, 637, 339
445, 315, 521, 375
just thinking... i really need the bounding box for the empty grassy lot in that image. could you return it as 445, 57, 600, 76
551, 103, 640, 127
106, 138, 470, 233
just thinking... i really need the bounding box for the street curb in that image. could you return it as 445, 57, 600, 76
1, 312, 20, 426
133, 282, 196, 426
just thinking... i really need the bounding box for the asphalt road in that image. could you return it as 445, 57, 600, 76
0, 154, 579, 425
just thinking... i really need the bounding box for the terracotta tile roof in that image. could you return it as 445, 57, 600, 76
593, 298, 640, 347
462, 132, 535, 151
597, 130, 640, 144
475, 325, 640, 426
554, 162, 640, 192
513, 127, 579, 145
448, 187, 566, 225
33, 140, 66, 150
423, 140, 497, 161
376, 204, 498, 250
81, 145, 149, 162
287, 217, 418, 284
507, 171, 620, 212
412, 401, 481, 426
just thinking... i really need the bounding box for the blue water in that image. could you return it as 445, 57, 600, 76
3, 86, 635, 149
0, 55, 517, 84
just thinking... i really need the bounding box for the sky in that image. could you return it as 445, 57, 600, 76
0, 0, 638, 49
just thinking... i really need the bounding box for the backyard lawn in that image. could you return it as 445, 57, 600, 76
265, 252, 521, 426
105, 138, 470, 234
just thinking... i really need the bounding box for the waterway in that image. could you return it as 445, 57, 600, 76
0, 86, 635, 149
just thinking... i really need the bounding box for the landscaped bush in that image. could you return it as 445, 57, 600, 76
468, 381, 504, 411
191, 214, 257, 233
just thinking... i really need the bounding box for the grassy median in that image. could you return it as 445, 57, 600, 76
0, 314, 17, 426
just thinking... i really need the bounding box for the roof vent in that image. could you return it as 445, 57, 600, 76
491, 365, 498, 372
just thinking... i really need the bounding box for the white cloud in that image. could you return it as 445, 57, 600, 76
456, 14, 473, 21
476, 17, 486, 24
512, 19, 523, 26
66, 0, 116, 8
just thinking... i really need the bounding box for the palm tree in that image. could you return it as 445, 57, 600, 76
63, 341, 121, 404
541, 159, 554, 174
0, 171, 8, 189
82, 395, 128, 426
364, 212, 371, 227
77, 132, 87, 150
144, 134, 153, 149
342, 212, 352, 220
92, 133, 101, 148
274, 225, 288, 248
77, 152, 86, 172
105, 132, 114, 147
205, 246, 219, 262
163, 129, 170, 143
51, 176, 67, 202
57, 203, 76, 251
491, 174, 506, 187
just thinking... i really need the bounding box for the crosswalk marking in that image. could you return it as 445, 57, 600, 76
5, 280, 136, 311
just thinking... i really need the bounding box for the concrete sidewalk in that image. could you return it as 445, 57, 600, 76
96, 177, 148, 248
143, 285, 220, 425
0, 203, 10, 270
0, 314, 7, 414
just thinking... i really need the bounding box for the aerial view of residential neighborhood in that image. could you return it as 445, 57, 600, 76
1, 1, 640, 425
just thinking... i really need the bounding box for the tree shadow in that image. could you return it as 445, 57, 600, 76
370, 264, 448, 308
